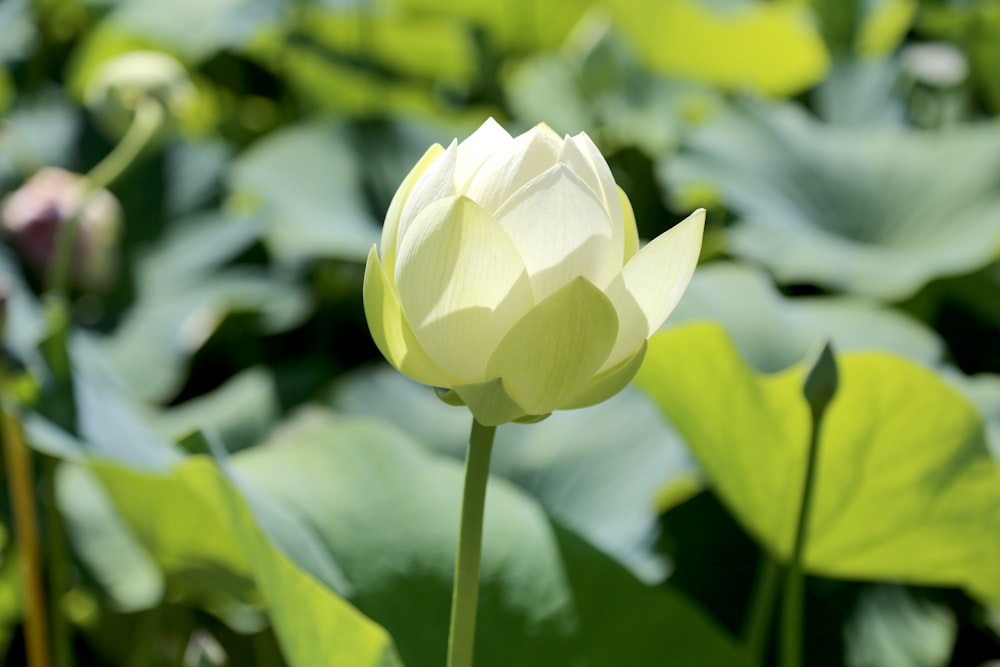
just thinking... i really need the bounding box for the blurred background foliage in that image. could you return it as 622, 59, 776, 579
1, 0, 1000, 665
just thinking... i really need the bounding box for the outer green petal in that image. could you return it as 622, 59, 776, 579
452, 378, 532, 426
395, 196, 534, 380
486, 277, 618, 415
603, 209, 704, 369
624, 208, 705, 335
619, 186, 640, 262
562, 341, 648, 410
381, 143, 445, 275
434, 387, 466, 407
396, 139, 458, 252
362, 246, 455, 388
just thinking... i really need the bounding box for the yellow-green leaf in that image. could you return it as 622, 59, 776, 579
635, 324, 1000, 600
606, 0, 830, 97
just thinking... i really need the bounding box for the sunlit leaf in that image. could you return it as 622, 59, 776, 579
93, 454, 404, 667
635, 324, 1000, 600
606, 0, 830, 96
855, 0, 917, 57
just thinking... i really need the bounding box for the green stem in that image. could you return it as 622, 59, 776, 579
46, 96, 165, 297
779, 407, 826, 667
446, 419, 496, 667
41, 457, 73, 667
744, 551, 781, 666
1, 400, 50, 667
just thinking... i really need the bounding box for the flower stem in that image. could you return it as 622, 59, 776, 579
446, 419, 496, 667
778, 406, 826, 667
46, 96, 165, 297
1, 398, 50, 667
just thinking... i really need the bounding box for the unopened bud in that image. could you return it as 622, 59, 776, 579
84, 51, 195, 140
1, 167, 122, 292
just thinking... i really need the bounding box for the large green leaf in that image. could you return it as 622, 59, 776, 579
634, 324, 1000, 601
666, 261, 944, 372
662, 101, 1000, 299
331, 367, 695, 582
226, 122, 379, 264
92, 452, 403, 667
605, 0, 830, 97
230, 412, 750, 667
60, 411, 749, 666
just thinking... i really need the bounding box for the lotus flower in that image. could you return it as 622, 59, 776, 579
364, 118, 704, 425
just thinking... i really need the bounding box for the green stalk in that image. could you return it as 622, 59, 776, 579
779, 407, 825, 667
743, 551, 780, 665
41, 456, 73, 667
46, 96, 165, 297
779, 342, 838, 667
1, 400, 50, 667
446, 419, 496, 667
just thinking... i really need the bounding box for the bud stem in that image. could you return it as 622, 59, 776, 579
446, 419, 496, 667
46, 96, 165, 297
779, 342, 838, 667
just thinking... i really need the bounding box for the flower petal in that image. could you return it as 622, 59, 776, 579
381, 143, 445, 275
396, 139, 458, 250
464, 123, 562, 214
560, 133, 627, 263
486, 276, 618, 415
395, 196, 534, 380
452, 378, 531, 426
455, 117, 513, 192
494, 164, 617, 301
561, 341, 647, 410
603, 209, 705, 368
619, 186, 640, 261
363, 246, 455, 387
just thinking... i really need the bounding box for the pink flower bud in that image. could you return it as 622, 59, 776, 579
1, 167, 122, 292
